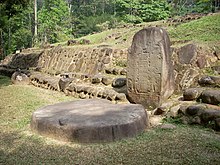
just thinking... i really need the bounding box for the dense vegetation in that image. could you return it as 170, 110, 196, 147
0, 0, 219, 58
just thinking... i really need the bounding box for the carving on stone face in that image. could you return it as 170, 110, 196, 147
127, 27, 175, 109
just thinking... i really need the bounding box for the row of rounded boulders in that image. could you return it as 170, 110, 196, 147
198, 75, 220, 87
177, 104, 220, 131
91, 75, 126, 88
31, 99, 148, 143
166, 13, 205, 25
30, 72, 59, 91
58, 72, 127, 88
67, 39, 91, 46
64, 82, 128, 103
105, 67, 126, 75
183, 88, 220, 105
183, 87, 205, 101
30, 72, 128, 103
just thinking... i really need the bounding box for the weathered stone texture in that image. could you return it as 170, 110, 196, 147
11, 71, 30, 85
178, 44, 197, 64
173, 45, 218, 92
127, 27, 174, 108
38, 47, 127, 76
31, 99, 148, 143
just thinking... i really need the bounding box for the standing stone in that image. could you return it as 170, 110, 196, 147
127, 27, 174, 109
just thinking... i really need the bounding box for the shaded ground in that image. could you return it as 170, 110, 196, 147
0, 76, 220, 165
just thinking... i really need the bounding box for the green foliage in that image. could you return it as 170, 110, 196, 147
139, 0, 171, 22
170, 0, 216, 16
115, 59, 127, 67
0, 1, 33, 55
116, 0, 171, 23
38, 0, 71, 43
73, 14, 118, 38
163, 117, 183, 125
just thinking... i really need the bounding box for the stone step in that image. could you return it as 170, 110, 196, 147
105, 67, 126, 76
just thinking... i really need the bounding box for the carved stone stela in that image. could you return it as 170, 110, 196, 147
127, 27, 175, 108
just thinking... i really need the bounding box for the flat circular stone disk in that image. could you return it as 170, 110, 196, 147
31, 99, 148, 143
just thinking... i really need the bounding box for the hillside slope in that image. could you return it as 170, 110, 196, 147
69, 12, 220, 49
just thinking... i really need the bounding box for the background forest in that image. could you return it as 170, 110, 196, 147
0, 0, 219, 58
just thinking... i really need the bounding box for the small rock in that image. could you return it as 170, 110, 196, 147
11, 71, 30, 85
58, 75, 72, 92
79, 92, 87, 99
149, 115, 163, 127
116, 93, 127, 102
101, 77, 112, 86
112, 68, 120, 75
153, 107, 166, 115
105, 68, 113, 74
91, 75, 102, 84
120, 68, 127, 75
112, 78, 126, 88
170, 105, 181, 118
160, 124, 176, 129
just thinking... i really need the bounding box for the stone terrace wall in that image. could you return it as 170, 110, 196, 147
38, 46, 127, 76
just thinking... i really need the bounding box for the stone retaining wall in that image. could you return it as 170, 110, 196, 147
38, 46, 127, 76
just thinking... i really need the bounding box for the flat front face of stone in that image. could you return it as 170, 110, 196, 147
178, 44, 197, 64
31, 99, 148, 143
127, 27, 174, 108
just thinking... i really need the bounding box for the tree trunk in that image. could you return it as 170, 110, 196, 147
34, 0, 38, 37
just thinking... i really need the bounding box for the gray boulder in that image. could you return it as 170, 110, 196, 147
112, 78, 126, 88
11, 70, 30, 85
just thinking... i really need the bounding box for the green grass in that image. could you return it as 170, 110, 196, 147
0, 76, 220, 164
0, 75, 12, 87
52, 13, 220, 51
168, 13, 220, 42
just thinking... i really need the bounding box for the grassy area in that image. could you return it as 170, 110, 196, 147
0, 76, 220, 164
79, 13, 220, 48
168, 13, 220, 43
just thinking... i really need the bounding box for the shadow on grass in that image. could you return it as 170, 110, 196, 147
1, 126, 220, 165
0, 75, 11, 87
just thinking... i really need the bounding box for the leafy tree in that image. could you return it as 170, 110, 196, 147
0, 0, 32, 56
115, 0, 171, 23
38, 0, 71, 43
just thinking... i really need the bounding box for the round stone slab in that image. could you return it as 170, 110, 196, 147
31, 99, 148, 143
